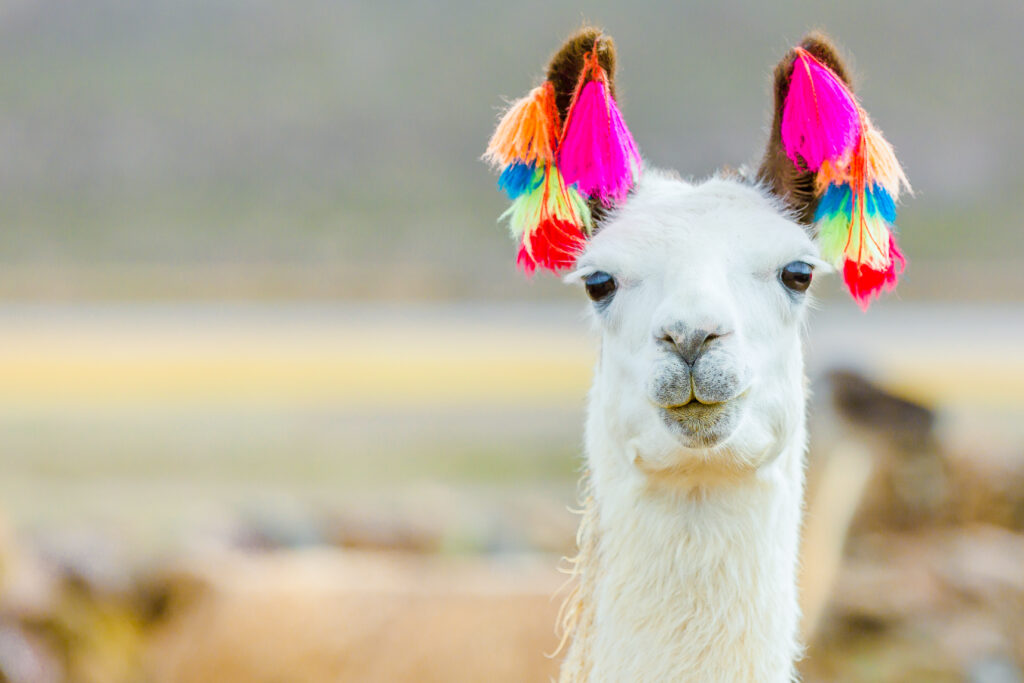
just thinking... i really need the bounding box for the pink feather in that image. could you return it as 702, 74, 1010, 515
781, 51, 860, 171
558, 79, 641, 205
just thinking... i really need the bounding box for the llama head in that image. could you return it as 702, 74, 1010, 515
485, 30, 908, 475
571, 172, 820, 472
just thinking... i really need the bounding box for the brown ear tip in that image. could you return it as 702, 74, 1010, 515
796, 31, 852, 85
546, 26, 617, 76
545, 26, 618, 123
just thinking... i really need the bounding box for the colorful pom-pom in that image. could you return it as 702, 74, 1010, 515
484, 82, 561, 169
779, 45, 910, 309
500, 164, 592, 274
781, 49, 860, 171
557, 50, 641, 205
485, 34, 643, 276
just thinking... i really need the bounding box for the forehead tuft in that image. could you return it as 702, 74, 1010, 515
581, 169, 813, 269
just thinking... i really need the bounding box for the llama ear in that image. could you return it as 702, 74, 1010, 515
483, 27, 642, 276
757, 33, 911, 309
757, 34, 854, 225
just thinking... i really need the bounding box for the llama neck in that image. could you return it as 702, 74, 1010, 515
560, 418, 806, 682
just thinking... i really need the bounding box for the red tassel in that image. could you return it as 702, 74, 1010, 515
517, 218, 586, 275
842, 234, 905, 310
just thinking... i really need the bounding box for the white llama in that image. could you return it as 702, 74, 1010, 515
486, 28, 908, 683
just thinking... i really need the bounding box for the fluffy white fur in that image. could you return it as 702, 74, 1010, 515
559, 170, 826, 682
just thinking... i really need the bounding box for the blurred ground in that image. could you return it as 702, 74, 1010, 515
0, 302, 1022, 681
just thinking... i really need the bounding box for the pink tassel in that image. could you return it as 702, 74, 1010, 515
557, 50, 641, 205
781, 49, 860, 171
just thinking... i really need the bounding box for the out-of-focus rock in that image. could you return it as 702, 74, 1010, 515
0, 623, 62, 683
323, 512, 442, 553
140, 549, 563, 683
813, 370, 950, 532
802, 370, 1024, 681
806, 527, 1024, 681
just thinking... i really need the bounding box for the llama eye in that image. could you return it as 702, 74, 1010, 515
584, 271, 617, 302
780, 261, 813, 293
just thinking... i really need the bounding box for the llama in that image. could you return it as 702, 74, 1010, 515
485, 28, 910, 682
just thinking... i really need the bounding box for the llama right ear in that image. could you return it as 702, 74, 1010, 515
483, 27, 641, 275
757, 35, 857, 225
757, 34, 911, 309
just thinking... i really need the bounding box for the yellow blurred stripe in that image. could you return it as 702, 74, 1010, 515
0, 306, 1019, 411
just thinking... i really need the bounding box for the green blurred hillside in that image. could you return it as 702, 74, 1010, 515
0, 0, 1021, 299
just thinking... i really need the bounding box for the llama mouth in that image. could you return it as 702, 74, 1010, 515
659, 400, 737, 447
663, 400, 728, 421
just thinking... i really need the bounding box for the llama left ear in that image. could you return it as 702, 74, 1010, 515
483, 27, 642, 275
757, 34, 911, 309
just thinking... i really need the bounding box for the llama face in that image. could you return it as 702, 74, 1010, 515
573, 170, 824, 472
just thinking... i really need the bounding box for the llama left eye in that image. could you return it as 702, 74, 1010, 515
584, 271, 617, 302
780, 262, 813, 293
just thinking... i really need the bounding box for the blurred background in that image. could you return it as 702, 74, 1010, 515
0, 1, 1022, 681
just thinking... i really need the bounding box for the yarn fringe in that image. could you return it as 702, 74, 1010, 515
782, 47, 910, 308
484, 81, 561, 169
485, 34, 642, 274
501, 164, 592, 274
558, 47, 641, 205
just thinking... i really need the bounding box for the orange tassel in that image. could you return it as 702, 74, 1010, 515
862, 117, 911, 200
483, 81, 561, 169
815, 155, 854, 195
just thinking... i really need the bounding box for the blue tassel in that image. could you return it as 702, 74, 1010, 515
498, 162, 542, 199
815, 182, 896, 224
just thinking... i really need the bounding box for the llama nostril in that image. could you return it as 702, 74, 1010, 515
662, 327, 727, 366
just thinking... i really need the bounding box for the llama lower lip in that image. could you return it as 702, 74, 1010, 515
663, 401, 727, 421
660, 401, 736, 447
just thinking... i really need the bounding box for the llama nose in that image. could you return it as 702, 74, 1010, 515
659, 325, 726, 366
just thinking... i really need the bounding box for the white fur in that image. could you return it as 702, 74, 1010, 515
560, 170, 821, 682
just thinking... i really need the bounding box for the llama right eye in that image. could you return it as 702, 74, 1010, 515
584, 271, 617, 302
780, 261, 813, 293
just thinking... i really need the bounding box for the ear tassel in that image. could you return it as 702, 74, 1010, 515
501, 164, 592, 274
781, 49, 860, 171
783, 48, 910, 309
485, 34, 641, 275
558, 48, 641, 205
484, 82, 561, 169
497, 161, 543, 199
